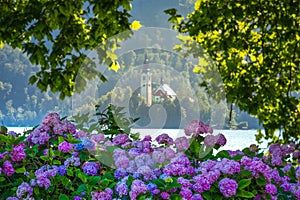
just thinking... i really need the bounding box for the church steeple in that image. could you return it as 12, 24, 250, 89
140, 54, 152, 107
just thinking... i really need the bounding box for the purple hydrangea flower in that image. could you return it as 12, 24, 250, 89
91, 188, 113, 200
76, 137, 95, 151
42, 113, 61, 126
76, 130, 87, 138
90, 133, 105, 143
115, 181, 128, 196
216, 133, 227, 146
155, 133, 174, 145
16, 182, 33, 198
129, 180, 147, 200
161, 192, 170, 199
73, 196, 82, 200
26, 126, 51, 146
53, 120, 76, 136
64, 156, 81, 167
3, 160, 14, 176
58, 165, 67, 176
152, 149, 165, 164
113, 134, 129, 145
266, 183, 277, 195
11, 142, 26, 162
115, 156, 130, 169
114, 168, 128, 179
6, 197, 19, 200
58, 141, 73, 153
180, 188, 193, 199
175, 136, 190, 151
8, 131, 17, 137
147, 183, 160, 195
204, 135, 217, 147
191, 194, 203, 200
218, 178, 238, 198
82, 162, 100, 176
184, 120, 213, 136
164, 147, 176, 160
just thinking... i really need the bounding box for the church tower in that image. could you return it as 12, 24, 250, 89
140, 55, 152, 107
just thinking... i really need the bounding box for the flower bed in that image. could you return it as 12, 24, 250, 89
0, 113, 300, 200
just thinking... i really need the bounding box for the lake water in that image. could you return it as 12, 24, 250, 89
7, 127, 269, 151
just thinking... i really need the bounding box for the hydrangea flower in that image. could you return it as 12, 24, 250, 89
75, 138, 95, 151
113, 134, 129, 145
216, 133, 227, 146
115, 155, 130, 169
174, 136, 190, 151
204, 135, 217, 147
42, 113, 60, 126
16, 182, 33, 198
147, 183, 160, 195
82, 162, 100, 176
161, 192, 170, 199
26, 126, 51, 146
58, 165, 67, 176
114, 168, 128, 179
11, 142, 26, 162
218, 178, 238, 198
115, 181, 129, 196
91, 188, 113, 200
3, 160, 15, 176
155, 133, 174, 145
184, 120, 213, 136
266, 183, 277, 195
129, 180, 148, 200
58, 141, 73, 153
152, 149, 165, 164
53, 120, 76, 136
64, 156, 81, 167
90, 133, 105, 143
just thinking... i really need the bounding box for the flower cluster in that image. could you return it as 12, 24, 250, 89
1, 113, 300, 200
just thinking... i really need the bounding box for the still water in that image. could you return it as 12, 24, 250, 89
7, 127, 268, 151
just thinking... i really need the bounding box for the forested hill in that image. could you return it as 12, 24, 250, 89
0, 45, 71, 126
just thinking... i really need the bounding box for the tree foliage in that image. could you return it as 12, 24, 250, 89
167, 0, 300, 144
0, 0, 134, 99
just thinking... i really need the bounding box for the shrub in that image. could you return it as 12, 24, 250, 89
0, 108, 300, 199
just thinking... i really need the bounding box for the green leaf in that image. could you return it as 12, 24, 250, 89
59, 194, 69, 200
78, 172, 87, 183
151, 179, 166, 188
216, 150, 230, 159
202, 191, 212, 200
77, 184, 86, 193
15, 166, 26, 174
241, 169, 252, 177
53, 160, 61, 165
238, 179, 251, 190
104, 172, 114, 180
236, 190, 255, 198
88, 176, 101, 185
256, 174, 266, 186
67, 169, 74, 176
0, 177, 6, 182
